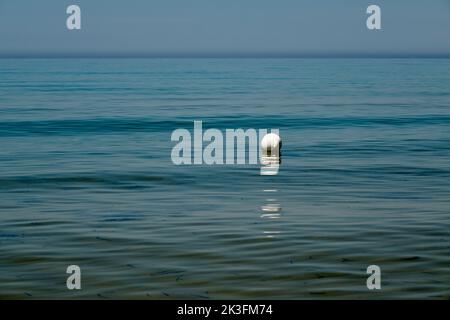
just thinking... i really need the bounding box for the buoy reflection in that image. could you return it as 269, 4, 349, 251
259, 188, 282, 238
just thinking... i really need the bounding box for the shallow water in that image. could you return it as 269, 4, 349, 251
1, 58, 450, 299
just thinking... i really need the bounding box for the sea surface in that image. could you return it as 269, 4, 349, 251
0, 58, 450, 299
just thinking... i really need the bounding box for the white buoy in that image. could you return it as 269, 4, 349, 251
261, 133, 281, 157
260, 133, 281, 175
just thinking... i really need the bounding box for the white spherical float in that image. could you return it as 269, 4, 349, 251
260, 133, 282, 175
261, 133, 281, 157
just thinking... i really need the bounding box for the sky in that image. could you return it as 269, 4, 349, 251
0, 0, 449, 57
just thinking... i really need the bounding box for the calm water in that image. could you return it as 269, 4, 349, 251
1, 58, 450, 299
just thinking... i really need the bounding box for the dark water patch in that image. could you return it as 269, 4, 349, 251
0, 233, 24, 239
1, 115, 450, 136
0, 173, 176, 190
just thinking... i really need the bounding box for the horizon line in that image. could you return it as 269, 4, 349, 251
1, 52, 450, 59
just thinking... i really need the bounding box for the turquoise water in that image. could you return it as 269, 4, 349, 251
1, 58, 450, 299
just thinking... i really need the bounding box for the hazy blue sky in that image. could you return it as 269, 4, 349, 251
0, 0, 449, 56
